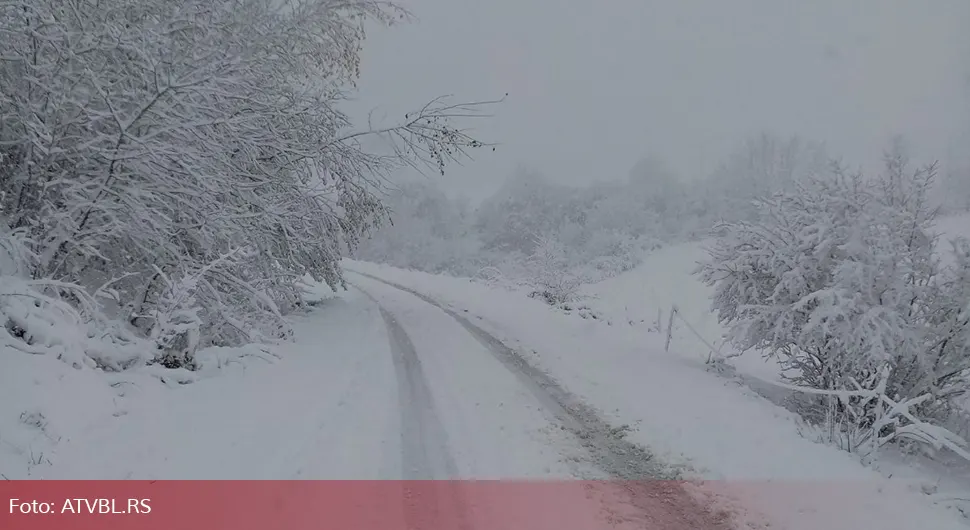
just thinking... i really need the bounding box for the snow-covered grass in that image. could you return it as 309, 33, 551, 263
345, 257, 970, 530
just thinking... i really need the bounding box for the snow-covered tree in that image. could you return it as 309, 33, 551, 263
700, 132, 829, 224
474, 168, 571, 255
627, 156, 686, 216
353, 180, 484, 274
0, 0, 495, 369
696, 149, 970, 453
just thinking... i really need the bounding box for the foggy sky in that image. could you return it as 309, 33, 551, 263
347, 0, 970, 200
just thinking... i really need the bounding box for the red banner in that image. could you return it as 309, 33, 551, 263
0, 480, 741, 530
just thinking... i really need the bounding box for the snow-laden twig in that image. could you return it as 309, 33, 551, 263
747, 367, 970, 461
0, 0, 499, 369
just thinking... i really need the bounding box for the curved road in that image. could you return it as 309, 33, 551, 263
347, 270, 734, 530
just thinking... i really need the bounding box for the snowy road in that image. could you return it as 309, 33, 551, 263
346, 271, 735, 529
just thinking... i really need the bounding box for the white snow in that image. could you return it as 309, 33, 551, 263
1, 287, 401, 479
4, 215, 970, 529
351, 274, 595, 479
0, 283, 581, 480
6, 3, 969, 529
344, 257, 970, 530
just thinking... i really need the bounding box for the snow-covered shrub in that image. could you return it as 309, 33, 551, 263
525, 234, 589, 307
474, 169, 574, 256
696, 150, 970, 457
0, 228, 149, 371
582, 231, 657, 279
695, 133, 830, 225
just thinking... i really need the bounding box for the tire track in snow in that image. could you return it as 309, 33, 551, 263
347, 270, 737, 530
380, 303, 459, 480
354, 286, 472, 530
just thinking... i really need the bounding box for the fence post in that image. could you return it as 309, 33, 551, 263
664, 305, 677, 352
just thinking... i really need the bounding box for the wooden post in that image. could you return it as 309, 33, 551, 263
664, 305, 677, 352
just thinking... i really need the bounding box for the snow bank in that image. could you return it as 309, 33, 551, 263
0, 338, 287, 478
0, 351, 119, 478
0, 281, 346, 479
344, 259, 970, 530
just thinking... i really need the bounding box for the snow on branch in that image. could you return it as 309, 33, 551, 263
0, 0, 499, 370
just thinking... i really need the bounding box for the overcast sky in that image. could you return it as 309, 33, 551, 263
347, 0, 970, 201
